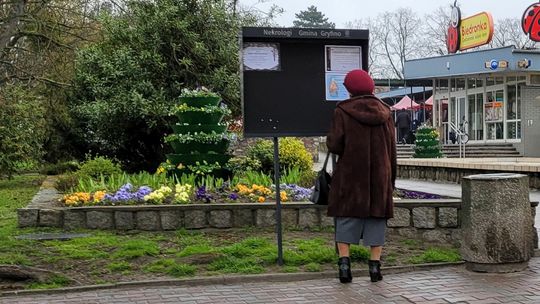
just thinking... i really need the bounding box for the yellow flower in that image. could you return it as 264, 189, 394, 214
93, 191, 106, 203
177, 163, 184, 169
258, 196, 265, 203
156, 166, 166, 174
280, 191, 288, 202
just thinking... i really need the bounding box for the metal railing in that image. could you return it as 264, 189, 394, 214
447, 121, 467, 158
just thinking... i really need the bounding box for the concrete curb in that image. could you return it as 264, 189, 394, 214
1, 262, 465, 297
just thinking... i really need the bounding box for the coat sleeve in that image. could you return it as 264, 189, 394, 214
387, 116, 397, 188
326, 108, 345, 155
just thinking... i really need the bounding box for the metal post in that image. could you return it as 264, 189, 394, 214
273, 137, 284, 266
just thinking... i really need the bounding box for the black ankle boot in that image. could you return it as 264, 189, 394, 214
338, 257, 352, 283
368, 260, 383, 282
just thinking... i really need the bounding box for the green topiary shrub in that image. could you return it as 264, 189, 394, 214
77, 156, 122, 179
246, 138, 313, 174
413, 127, 443, 158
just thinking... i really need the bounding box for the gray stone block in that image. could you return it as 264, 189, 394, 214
438, 207, 458, 228
320, 213, 334, 227
422, 230, 449, 243
233, 209, 253, 227
184, 210, 207, 229
63, 210, 86, 230
17, 209, 39, 228
462, 173, 533, 272
298, 209, 319, 228
413, 207, 436, 229
39, 209, 63, 227
387, 208, 410, 227
256, 209, 276, 227
209, 210, 233, 228
281, 209, 298, 227
115, 211, 135, 230
136, 211, 160, 231
86, 211, 114, 229
161, 210, 183, 230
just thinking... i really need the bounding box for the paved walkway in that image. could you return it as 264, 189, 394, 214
3, 258, 540, 303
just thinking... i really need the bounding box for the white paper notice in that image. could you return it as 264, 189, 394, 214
326, 46, 362, 72
243, 43, 280, 71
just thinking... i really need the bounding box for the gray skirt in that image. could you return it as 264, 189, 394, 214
335, 217, 387, 246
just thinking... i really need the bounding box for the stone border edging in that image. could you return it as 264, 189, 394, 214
0, 261, 465, 297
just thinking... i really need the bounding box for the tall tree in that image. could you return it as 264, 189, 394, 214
424, 5, 453, 56
293, 5, 335, 28
492, 18, 537, 49
376, 8, 425, 79
345, 18, 384, 78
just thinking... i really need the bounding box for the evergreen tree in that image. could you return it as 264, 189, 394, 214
293, 6, 335, 28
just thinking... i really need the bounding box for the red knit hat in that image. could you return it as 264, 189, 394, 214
343, 69, 374, 96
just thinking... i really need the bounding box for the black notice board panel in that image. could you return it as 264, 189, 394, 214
241, 27, 369, 137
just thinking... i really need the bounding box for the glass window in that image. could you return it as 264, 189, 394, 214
495, 77, 504, 85
507, 84, 517, 120
468, 95, 476, 140
485, 90, 504, 140
450, 79, 457, 92
507, 76, 517, 82
475, 78, 484, 88
486, 77, 495, 86
456, 78, 466, 91
476, 93, 484, 140
519, 76, 527, 82
467, 78, 476, 89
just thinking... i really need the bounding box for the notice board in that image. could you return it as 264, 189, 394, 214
241, 27, 369, 137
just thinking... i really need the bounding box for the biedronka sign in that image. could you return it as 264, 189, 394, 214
447, 4, 494, 53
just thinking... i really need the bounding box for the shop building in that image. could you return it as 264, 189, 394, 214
404, 45, 540, 156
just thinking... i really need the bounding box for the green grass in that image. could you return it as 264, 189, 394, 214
409, 248, 462, 264
28, 274, 70, 290
177, 244, 216, 257
112, 240, 160, 259
143, 259, 196, 277
401, 239, 421, 248
305, 262, 322, 272
107, 261, 132, 272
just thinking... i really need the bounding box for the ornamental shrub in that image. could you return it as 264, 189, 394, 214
77, 156, 122, 179
246, 138, 313, 173
413, 127, 443, 158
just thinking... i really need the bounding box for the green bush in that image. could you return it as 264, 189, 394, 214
279, 138, 313, 172
226, 156, 262, 175
246, 138, 313, 174
55, 173, 79, 193
0, 84, 46, 178
40, 161, 80, 175
77, 156, 122, 179
298, 170, 317, 188
247, 140, 274, 173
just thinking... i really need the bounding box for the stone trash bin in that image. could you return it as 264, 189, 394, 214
461, 173, 534, 272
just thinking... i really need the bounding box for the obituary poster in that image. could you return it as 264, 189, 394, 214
325, 45, 362, 72
324, 45, 362, 101
243, 43, 280, 71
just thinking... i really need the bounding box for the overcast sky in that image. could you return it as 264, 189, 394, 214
239, 0, 535, 27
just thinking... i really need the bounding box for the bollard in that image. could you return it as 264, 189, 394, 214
461, 173, 533, 272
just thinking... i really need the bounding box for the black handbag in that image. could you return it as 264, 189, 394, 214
310, 153, 334, 205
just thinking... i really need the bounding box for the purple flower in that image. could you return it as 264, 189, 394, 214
228, 193, 239, 200
196, 186, 212, 203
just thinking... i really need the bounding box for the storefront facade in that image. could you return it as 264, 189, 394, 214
404, 46, 540, 154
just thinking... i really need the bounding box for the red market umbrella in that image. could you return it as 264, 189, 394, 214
391, 95, 419, 111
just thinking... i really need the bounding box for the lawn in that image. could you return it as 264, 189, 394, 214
0, 175, 461, 291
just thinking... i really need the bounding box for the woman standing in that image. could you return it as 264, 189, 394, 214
326, 69, 396, 283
